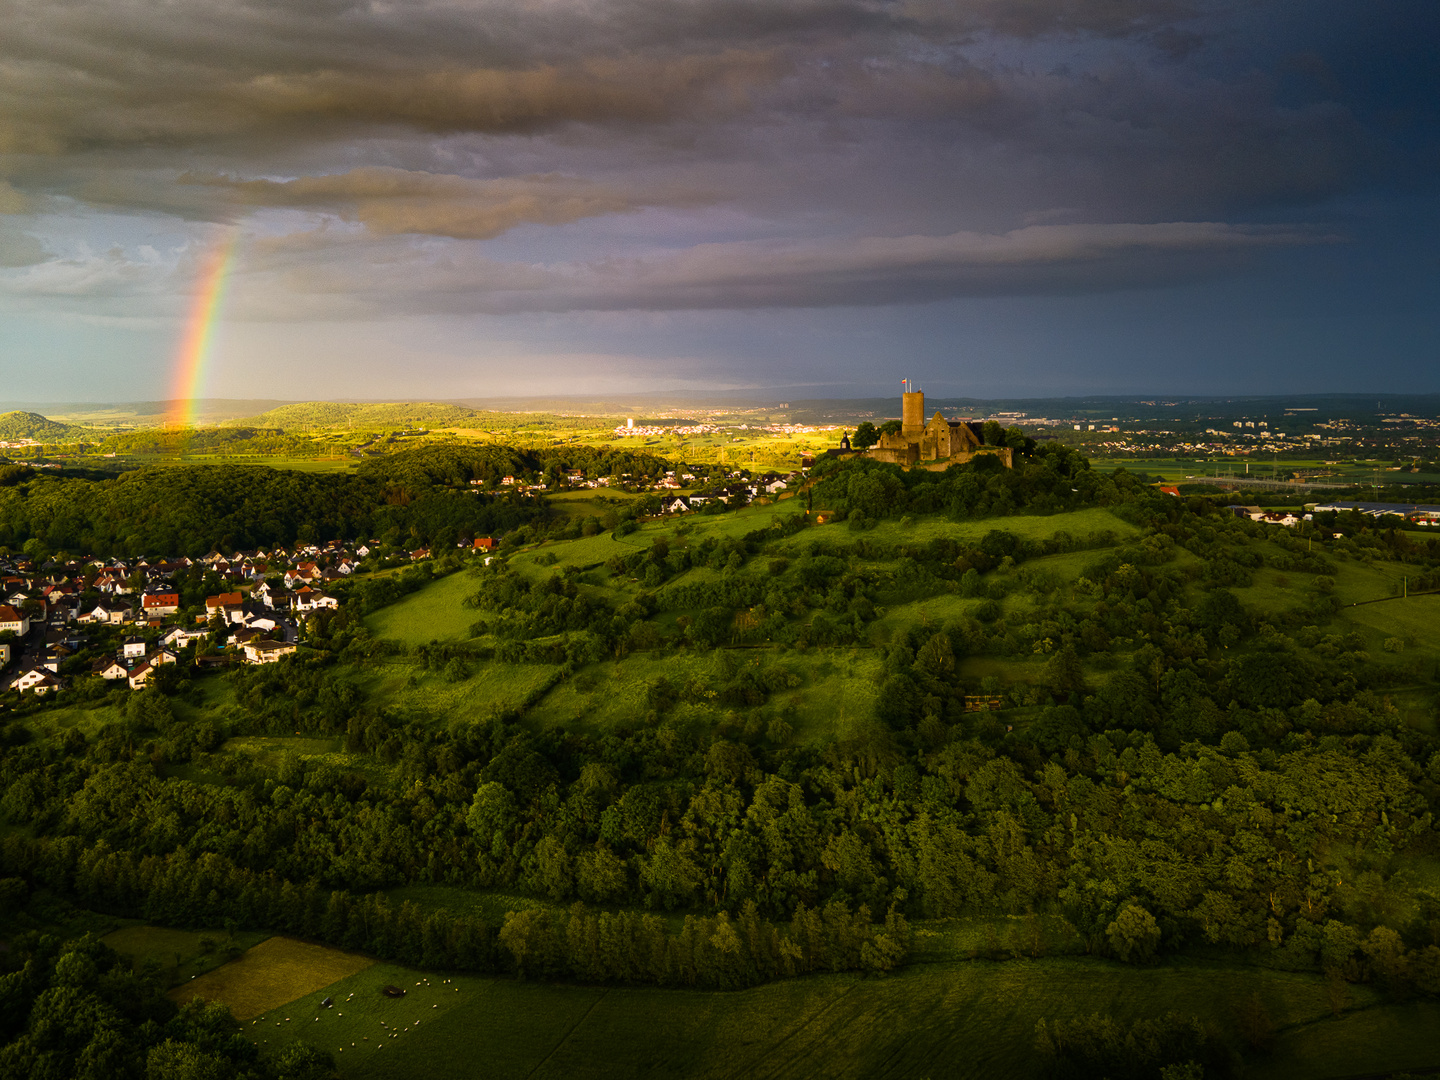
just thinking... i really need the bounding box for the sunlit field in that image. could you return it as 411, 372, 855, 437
176, 937, 374, 1021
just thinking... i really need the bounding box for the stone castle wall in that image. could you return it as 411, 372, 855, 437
866, 390, 1013, 470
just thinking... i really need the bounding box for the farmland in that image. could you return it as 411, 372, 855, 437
4, 441, 1440, 1080
176, 942, 1440, 1079
177, 937, 374, 1020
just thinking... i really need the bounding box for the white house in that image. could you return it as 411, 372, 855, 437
0, 604, 30, 637
294, 589, 339, 613
79, 603, 128, 626
242, 639, 297, 664
162, 627, 207, 650
94, 659, 129, 681
9, 668, 61, 695
122, 636, 147, 660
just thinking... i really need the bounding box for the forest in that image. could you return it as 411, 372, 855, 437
0, 448, 547, 557
0, 443, 688, 559
2, 447, 1439, 1078
0, 411, 84, 443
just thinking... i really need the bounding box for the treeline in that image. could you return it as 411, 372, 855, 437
0, 458, 548, 557
357, 443, 672, 490
6, 630, 1440, 997
93, 426, 333, 457
811, 443, 1147, 521
0, 927, 334, 1080
0, 837, 906, 989
1035, 1012, 1239, 1080
243, 400, 484, 430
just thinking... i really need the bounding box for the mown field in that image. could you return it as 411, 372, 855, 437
179, 937, 374, 1020
166, 931, 1440, 1080
355, 657, 563, 728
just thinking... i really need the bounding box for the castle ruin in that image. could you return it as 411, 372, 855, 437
868, 389, 1013, 469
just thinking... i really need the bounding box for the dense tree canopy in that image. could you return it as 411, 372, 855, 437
3, 446, 1440, 1076
0, 457, 552, 556
810, 444, 1128, 521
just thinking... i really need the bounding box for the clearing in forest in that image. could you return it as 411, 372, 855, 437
364, 570, 480, 644
171, 936, 373, 1021
103, 925, 270, 987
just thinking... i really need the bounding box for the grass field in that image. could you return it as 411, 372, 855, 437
77, 453, 362, 473
1341, 592, 1440, 646
365, 570, 481, 644
103, 925, 270, 986
386, 883, 571, 926
356, 658, 563, 727
224, 735, 345, 765
856, 506, 1140, 547
219, 948, 1440, 1080
175, 936, 374, 1021
523, 652, 688, 732
638, 500, 809, 546
510, 532, 649, 576
521, 646, 882, 744
1091, 455, 1440, 489
545, 491, 645, 518
23, 699, 126, 739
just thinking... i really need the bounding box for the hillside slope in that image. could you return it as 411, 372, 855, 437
0, 410, 83, 441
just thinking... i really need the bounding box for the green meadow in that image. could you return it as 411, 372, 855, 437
351, 499, 1440, 749
191, 944, 1440, 1080
364, 569, 481, 644
355, 658, 563, 727
103, 924, 271, 986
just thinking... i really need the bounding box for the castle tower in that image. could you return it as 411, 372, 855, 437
902, 389, 925, 437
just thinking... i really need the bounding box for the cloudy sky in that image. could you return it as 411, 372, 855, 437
0, 0, 1436, 402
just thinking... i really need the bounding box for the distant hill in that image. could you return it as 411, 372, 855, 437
0, 399, 298, 426
236, 401, 484, 430
0, 410, 84, 442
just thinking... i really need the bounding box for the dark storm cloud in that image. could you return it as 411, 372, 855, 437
0, 0, 1432, 336
180, 168, 667, 239
0, 1, 1300, 156
2, 218, 1327, 316
204, 220, 1328, 318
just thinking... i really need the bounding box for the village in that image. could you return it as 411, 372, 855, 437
0, 463, 807, 699
0, 540, 369, 697
479, 464, 800, 511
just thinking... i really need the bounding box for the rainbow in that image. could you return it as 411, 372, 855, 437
168, 231, 239, 429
